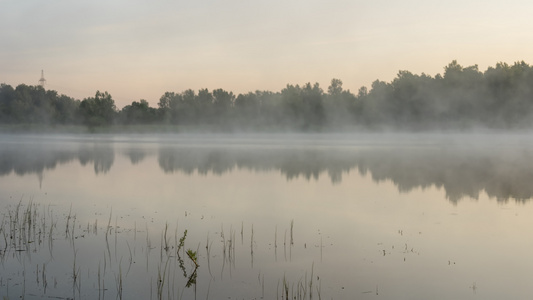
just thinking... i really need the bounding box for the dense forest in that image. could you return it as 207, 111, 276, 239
2, 60, 533, 131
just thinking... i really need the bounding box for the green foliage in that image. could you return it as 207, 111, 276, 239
328, 78, 343, 96
186, 249, 197, 261
0, 83, 79, 125
4, 60, 533, 130
178, 229, 187, 252
212, 88, 234, 125
79, 91, 116, 127
186, 248, 199, 268
174, 229, 198, 290
119, 99, 157, 124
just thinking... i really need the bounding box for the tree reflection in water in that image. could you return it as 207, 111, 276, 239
2, 136, 533, 203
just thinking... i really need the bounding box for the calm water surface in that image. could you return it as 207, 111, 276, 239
1, 133, 533, 300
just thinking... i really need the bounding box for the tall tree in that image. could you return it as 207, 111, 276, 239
120, 99, 157, 124
212, 88, 234, 124
79, 91, 117, 126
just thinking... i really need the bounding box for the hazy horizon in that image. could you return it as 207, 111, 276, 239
2, 0, 533, 108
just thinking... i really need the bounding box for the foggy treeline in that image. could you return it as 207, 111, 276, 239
2, 60, 533, 130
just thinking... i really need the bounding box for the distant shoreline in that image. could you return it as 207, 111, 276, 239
2, 124, 533, 136
3, 61, 533, 131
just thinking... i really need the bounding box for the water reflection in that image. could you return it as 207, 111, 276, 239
355, 147, 533, 203
157, 145, 533, 203
158, 147, 351, 182
0, 141, 114, 176
1, 136, 533, 202
123, 148, 147, 165
78, 144, 115, 174
0, 143, 75, 176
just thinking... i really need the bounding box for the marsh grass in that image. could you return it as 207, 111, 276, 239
205, 233, 212, 277
0, 201, 326, 300
250, 224, 254, 268
274, 225, 278, 261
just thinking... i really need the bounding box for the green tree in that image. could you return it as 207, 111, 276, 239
79, 91, 117, 127
52, 93, 80, 124
281, 84, 304, 128
360, 80, 393, 127
120, 99, 157, 124
0, 84, 16, 123
195, 88, 213, 123
390, 70, 436, 128
327, 78, 343, 97
324, 78, 360, 128
280, 82, 325, 130
234, 92, 259, 126
301, 82, 325, 129
212, 88, 234, 124
158, 92, 176, 123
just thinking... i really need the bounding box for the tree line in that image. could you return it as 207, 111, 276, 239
2, 60, 533, 130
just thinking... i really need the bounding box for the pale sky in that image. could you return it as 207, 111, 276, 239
2, 0, 533, 108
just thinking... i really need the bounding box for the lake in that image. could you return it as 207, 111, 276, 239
1, 133, 533, 300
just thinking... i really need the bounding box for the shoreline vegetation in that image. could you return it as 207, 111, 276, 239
3, 60, 533, 133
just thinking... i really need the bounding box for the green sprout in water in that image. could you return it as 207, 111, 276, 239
186, 249, 199, 268
178, 230, 187, 252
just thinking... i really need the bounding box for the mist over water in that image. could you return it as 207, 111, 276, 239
1, 133, 533, 299
4, 1, 533, 297
2, 133, 533, 203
